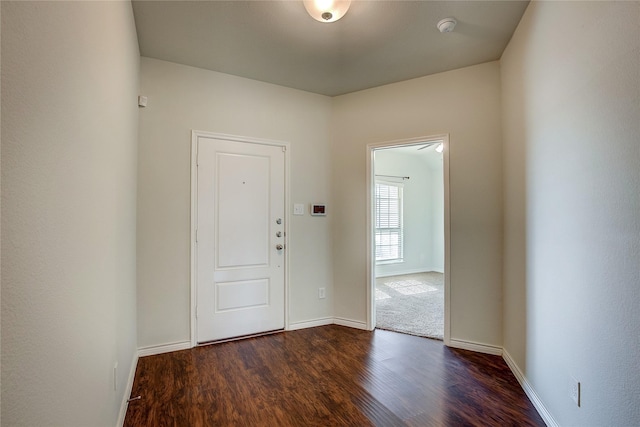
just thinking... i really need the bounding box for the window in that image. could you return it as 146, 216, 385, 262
375, 182, 403, 263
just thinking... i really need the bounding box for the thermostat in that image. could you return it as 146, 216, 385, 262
310, 204, 326, 216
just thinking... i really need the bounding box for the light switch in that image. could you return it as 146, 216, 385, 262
293, 203, 305, 216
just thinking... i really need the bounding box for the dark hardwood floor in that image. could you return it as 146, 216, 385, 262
124, 325, 545, 426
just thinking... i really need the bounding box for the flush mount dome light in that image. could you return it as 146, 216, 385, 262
304, 0, 351, 23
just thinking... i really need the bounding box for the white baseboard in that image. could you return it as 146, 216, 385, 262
137, 340, 191, 358
447, 338, 503, 355
503, 350, 558, 427
289, 317, 368, 331
117, 351, 139, 427
333, 317, 368, 330
288, 317, 333, 330
375, 268, 436, 278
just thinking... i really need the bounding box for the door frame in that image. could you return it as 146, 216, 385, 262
366, 134, 451, 345
190, 130, 290, 347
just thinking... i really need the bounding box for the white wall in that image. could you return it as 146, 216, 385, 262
374, 149, 444, 277
331, 62, 503, 346
426, 152, 445, 273
1, 2, 139, 426
137, 58, 333, 347
501, 1, 640, 425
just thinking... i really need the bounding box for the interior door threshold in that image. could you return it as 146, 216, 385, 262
198, 328, 284, 346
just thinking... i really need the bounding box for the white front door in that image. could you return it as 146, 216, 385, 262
196, 135, 286, 343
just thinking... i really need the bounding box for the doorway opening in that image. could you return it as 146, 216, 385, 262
366, 136, 450, 342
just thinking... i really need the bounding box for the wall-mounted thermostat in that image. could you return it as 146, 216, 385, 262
311, 204, 327, 216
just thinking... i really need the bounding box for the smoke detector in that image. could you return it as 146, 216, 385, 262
437, 17, 457, 33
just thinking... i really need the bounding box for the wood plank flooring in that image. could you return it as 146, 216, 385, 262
124, 325, 545, 426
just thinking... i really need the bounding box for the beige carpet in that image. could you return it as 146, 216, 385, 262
375, 272, 444, 340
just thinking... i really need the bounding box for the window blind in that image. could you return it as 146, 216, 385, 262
375, 182, 403, 262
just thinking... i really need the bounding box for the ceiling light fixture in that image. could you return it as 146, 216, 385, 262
437, 17, 457, 33
303, 0, 351, 23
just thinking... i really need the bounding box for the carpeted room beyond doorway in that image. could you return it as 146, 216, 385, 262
375, 272, 444, 340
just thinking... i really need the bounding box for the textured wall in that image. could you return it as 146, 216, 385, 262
331, 62, 504, 346
1, 2, 139, 425
501, 1, 640, 425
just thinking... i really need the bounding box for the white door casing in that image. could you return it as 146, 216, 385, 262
193, 132, 287, 344
366, 135, 450, 344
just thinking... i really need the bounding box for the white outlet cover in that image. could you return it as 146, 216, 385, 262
293, 203, 305, 215
569, 376, 580, 406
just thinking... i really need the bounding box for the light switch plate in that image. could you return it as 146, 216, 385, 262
293, 203, 305, 215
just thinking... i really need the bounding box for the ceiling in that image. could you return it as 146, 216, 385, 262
132, 1, 529, 97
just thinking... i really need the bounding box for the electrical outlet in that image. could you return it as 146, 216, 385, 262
569, 376, 580, 407
318, 287, 326, 299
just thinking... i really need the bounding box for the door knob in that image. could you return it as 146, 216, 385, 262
276, 244, 284, 250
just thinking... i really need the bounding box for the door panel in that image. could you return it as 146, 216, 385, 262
216, 279, 270, 311
196, 136, 285, 343
216, 153, 270, 268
